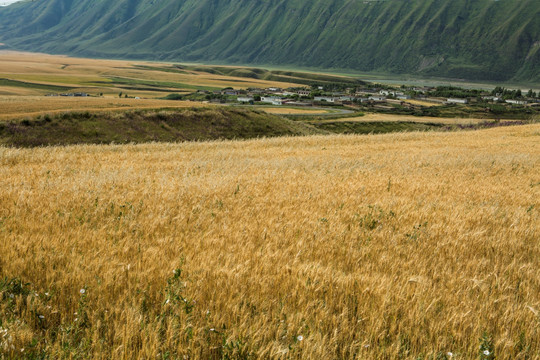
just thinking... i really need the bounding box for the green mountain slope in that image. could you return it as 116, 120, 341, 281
0, 0, 538, 82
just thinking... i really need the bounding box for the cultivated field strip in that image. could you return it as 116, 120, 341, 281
0, 125, 539, 359
0, 96, 205, 120
0, 51, 302, 98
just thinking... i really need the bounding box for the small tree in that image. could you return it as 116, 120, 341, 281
118, 92, 123, 98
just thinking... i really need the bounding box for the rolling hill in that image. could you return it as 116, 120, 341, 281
0, 0, 538, 82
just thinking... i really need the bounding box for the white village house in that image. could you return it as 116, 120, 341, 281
314, 96, 337, 103
261, 96, 284, 105
237, 97, 254, 103
447, 98, 468, 104
505, 99, 528, 105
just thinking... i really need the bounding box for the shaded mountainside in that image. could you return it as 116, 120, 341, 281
0, 0, 539, 82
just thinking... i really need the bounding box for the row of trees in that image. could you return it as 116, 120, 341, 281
491, 87, 537, 99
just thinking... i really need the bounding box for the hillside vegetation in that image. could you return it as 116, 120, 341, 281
0, 0, 538, 82
0, 107, 322, 147
0, 125, 539, 358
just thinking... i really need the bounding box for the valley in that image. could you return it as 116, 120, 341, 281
0, 52, 538, 147
0, 50, 539, 359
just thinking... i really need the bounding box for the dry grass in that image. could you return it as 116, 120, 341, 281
0, 125, 539, 359
403, 99, 444, 107
0, 96, 207, 120
325, 113, 503, 125
0, 86, 39, 96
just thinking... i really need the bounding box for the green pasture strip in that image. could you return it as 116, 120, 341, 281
107, 76, 221, 91
0, 78, 75, 92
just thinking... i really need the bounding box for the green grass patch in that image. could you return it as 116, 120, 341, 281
107, 77, 221, 92
312, 121, 445, 134
181, 65, 365, 87
132, 65, 189, 74
0, 78, 75, 92
292, 111, 365, 121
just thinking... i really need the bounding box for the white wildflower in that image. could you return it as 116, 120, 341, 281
297, 335, 303, 341
38, 315, 44, 319
79, 288, 86, 295
447, 352, 453, 357
483, 350, 490, 356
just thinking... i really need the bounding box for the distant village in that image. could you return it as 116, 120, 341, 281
45, 84, 540, 110
200, 84, 540, 108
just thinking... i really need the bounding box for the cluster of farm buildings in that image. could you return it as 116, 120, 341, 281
202, 86, 538, 107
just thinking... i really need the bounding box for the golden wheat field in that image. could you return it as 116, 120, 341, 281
0, 96, 207, 120
0, 124, 539, 359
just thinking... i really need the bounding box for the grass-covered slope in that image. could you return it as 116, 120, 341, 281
0, 107, 322, 147
0, 0, 538, 82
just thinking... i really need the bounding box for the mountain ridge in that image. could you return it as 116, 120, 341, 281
0, 0, 538, 82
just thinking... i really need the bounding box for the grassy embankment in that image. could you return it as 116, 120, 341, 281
0, 124, 539, 359
0, 107, 321, 147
